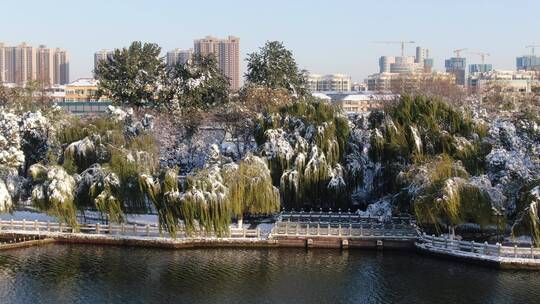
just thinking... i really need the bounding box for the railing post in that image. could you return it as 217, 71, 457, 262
109, 222, 112, 235
285, 222, 289, 235
306, 223, 310, 236
497, 243, 501, 257
34, 220, 38, 231
295, 224, 299, 236
532, 245, 535, 259
133, 224, 137, 235
243, 227, 246, 238
471, 241, 475, 253
514, 245, 518, 258
349, 223, 352, 236
327, 223, 331, 235
317, 223, 320, 236
257, 227, 261, 238
483, 242, 488, 255
59, 222, 63, 233
22, 219, 26, 231
445, 236, 448, 249
96, 223, 100, 234
146, 225, 150, 236
338, 224, 342, 236
432, 235, 435, 247
47, 221, 50, 232
360, 224, 363, 236
10, 219, 14, 230
121, 223, 125, 234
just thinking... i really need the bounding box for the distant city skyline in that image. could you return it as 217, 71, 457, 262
2, 0, 539, 82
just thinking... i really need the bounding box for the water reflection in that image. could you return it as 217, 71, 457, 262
0, 245, 539, 304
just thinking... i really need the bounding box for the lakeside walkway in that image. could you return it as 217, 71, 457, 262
2, 213, 540, 269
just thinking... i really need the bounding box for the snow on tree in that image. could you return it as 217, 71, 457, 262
0, 111, 24, 175
512, 184, 540, 245
90, 169, 124, 223
19, 110, 54, 171
28, 164, 78, 228
404, 156, 504, 232
245, 41, 308, 97
159, 54, 229, 111
95, 41, 164, 107
255, 98, 349, 209
222, 153, 280, 227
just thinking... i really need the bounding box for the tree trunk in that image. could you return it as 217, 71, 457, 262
237, 216, 243, 229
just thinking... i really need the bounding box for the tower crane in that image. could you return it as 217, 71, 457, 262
468, 51, 490, 64
373, 40, 416, 57
453, 48, 468, 58
526, 44, 540, 55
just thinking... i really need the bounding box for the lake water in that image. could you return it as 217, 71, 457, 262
0, 245, 539, 304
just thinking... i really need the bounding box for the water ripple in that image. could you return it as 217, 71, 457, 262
0, 245, 539, 303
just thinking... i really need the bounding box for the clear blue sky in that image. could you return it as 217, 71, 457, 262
2, 0, 539, 82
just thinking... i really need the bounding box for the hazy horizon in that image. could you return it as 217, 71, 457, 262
2, 0, 539, 83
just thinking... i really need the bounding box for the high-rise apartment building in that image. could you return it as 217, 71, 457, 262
166, 48, 193, 66
193, 36, 240, 91
469, 64, 493, 74
36, 45, 54, 86
54, 48, 69, 85
445, 57, 466, 85
0, 43, 5, 83
94, 49, 114, 71
516, 55, 540, 71
0, 42, 69, 86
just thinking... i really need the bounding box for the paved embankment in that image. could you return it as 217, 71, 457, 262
416, 234, 540, 269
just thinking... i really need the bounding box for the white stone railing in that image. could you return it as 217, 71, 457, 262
278, 211, 414, 224
0, 219, 261, 239
270, 221, 418, 239
418, 233, 540, 259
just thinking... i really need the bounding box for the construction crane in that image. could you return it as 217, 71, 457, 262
453, 48, 468, 58
468, 51, 490, 64
526, 44, 540, 55
373, 41, 416, 57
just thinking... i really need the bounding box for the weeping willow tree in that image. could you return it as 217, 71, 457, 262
138, 169, 184, 237
28, 164, 79, 229
90, 171, 124, 223
180, 166, 231, 236
222, 154, 280, 227
255, 98, 350, 209
369, 95, 490, 195
410, 156, 499, 234
512, 184, 540, 246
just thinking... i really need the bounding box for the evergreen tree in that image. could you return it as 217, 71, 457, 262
160, 54, 229, 110
245, 41, 308, 96
95, 41, 164, 107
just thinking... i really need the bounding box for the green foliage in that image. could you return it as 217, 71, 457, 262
369, 95, 489, 193
28, 164, 79, 229
95, 41, 164, 107
512, 182, 540, 245
89, 171, 124, 223
109, 149, 157, 212
159, 54, 229, 110
222, 155, 280, 217
180, 167, 231, 236
245, 41, 308, 96
256, 98, 349, 209
410, 156, 497, 232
